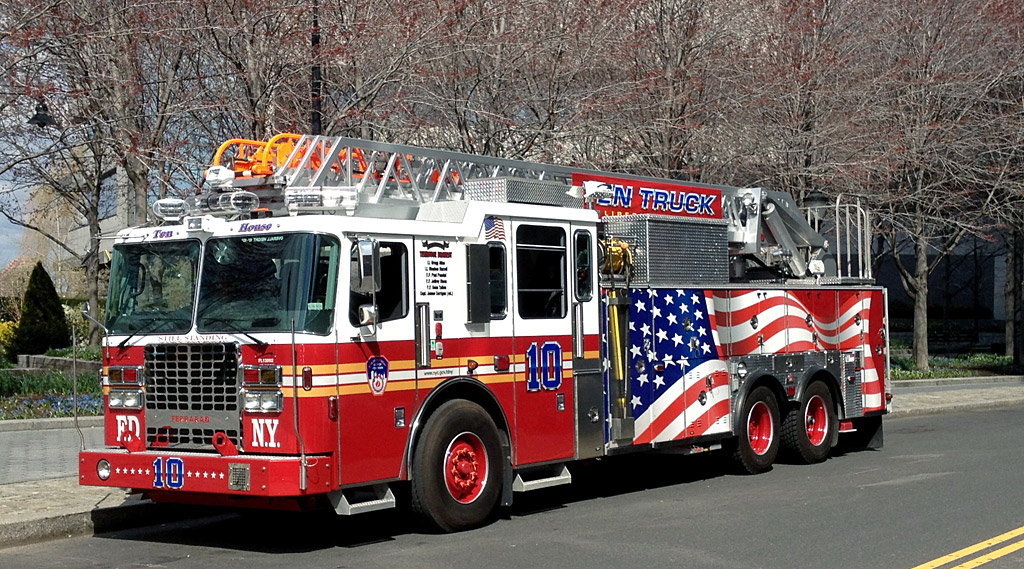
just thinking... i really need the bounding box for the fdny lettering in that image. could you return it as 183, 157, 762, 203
115, 415, 141, 442
239, 222, 273, 233
152, 229, 174, 239
251, 418, 280, 448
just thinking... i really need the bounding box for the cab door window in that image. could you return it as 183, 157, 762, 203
516, 225, 566, 319
349, 241, 409, 326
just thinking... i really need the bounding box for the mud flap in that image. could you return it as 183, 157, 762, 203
839, 415, 883, 450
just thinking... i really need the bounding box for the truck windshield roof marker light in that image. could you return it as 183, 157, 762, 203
152, 198, 188, 222
156, 191, 260, 224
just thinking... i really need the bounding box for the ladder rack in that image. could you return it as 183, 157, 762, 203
205, 134, 732, 216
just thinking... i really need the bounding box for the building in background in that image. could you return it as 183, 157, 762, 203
6, 166, 132, 300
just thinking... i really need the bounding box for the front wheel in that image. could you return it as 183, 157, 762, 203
782, 381, 837, 464
410, 400, 504, 532
730, 386, 780, 474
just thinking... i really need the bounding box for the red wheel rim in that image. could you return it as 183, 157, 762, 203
805, 394, 828, 446
747, 401, 773, 456
443, 432, 488, 504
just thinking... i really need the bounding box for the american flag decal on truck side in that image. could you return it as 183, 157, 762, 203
605, 287, 886, 448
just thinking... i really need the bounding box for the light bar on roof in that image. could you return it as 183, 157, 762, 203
152, 198, 188, 222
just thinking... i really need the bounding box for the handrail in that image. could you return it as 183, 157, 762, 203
211, 133, 304, 176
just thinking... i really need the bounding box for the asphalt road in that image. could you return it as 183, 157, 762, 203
4, 407, 1024, 569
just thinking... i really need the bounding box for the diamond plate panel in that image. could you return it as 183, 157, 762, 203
603, 214, 728, 286
840, 355, 864, 417
463, 177, 583, 208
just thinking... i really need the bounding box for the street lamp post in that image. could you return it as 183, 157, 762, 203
311, 0, 322, 136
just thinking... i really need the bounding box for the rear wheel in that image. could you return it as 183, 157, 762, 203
782, 381, 837, 464
731, 386, 780, 474
410, 400, 503, 532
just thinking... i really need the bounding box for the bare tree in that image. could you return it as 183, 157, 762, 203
0, 0, 202, 343
854, 0, 1024, 369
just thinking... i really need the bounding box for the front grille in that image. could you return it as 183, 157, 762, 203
147, 426, 241, 448
145, 343, 239, 412
144, 343, 241, 449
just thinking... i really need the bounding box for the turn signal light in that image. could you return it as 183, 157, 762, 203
241, 365, 281, 385
108, 366, 143, 386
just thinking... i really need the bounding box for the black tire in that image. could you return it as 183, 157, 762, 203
781, 381, 837, 464
730, 386, 780, 474
410, 400, 504, 532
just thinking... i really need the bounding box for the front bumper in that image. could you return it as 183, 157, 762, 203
79, 449, 335, 497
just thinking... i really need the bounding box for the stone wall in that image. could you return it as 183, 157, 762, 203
16, 355, 102, 375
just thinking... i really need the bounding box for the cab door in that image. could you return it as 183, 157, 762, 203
510, 220, 574, 465
570, 225, 604, 460
338, 236, 418, 485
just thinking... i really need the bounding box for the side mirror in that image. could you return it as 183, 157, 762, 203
351, 239, 381, 294
357, 304, 378, 326
80, 301, 108, 334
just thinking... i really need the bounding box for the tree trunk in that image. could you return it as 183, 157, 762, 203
1006, 233, 1015, 358
86, 202, 102, 346
913, 234, 930, 371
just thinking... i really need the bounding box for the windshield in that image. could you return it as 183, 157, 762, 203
106, 240, 200, 335
196, 233, 339, 335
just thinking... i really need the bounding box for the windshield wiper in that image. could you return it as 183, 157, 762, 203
118, 319, 166, 348
201, 317, 268, 347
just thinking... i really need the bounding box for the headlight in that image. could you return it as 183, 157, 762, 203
109, 389, 143, 409
97, 459, 111, 480
243, 390, 282, 413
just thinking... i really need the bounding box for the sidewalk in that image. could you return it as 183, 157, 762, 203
2, 379, 1024, 550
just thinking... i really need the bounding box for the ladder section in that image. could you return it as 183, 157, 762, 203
208, 134, 585, 215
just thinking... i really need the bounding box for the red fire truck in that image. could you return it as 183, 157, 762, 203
79, 133, 889, 531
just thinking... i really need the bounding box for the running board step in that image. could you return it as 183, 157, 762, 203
329, 485, 396, 515
513, 465, 572, 492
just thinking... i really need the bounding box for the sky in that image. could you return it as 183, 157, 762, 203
0, 214, 21, 270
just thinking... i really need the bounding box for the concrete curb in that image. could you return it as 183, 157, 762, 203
892, 375, 1024, 388
888, 397, 1024, 418
0, 416, 103, 433
0, 499, 211, 550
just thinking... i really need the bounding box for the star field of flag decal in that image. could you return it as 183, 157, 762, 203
626, 288, 732, 445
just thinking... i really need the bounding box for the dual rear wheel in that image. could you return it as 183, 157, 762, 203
732, 381, 837, 474
781, 381, 838, 464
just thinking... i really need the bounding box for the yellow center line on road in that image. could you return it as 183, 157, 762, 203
910, 525, 1024, 569
948, 539, 1024, 569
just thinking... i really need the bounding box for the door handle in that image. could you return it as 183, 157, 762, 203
572, 301, 584, 359
415, 303, 430, 368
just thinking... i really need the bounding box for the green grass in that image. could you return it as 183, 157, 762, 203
890, 352, 1015, 380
